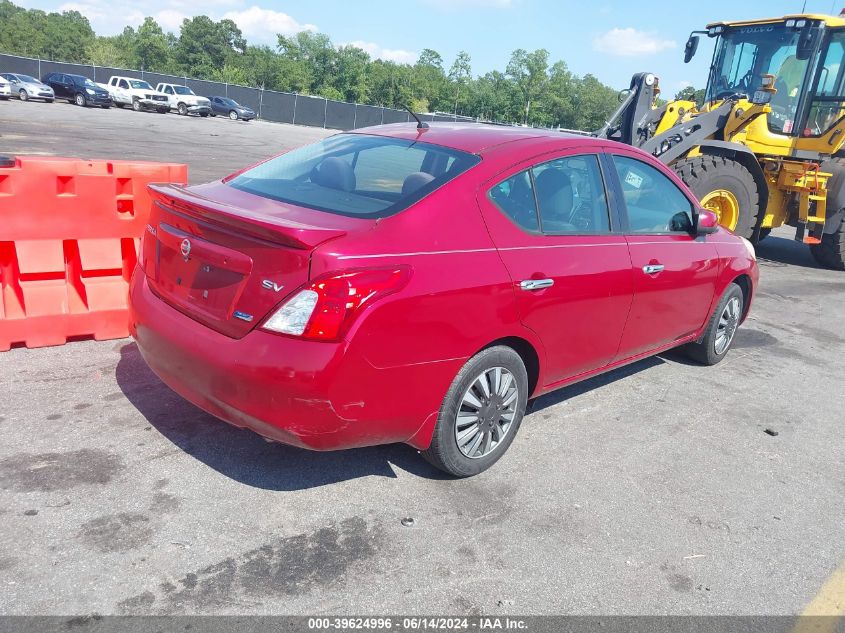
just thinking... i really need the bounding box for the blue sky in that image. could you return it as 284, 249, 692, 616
17, 0, 845, 92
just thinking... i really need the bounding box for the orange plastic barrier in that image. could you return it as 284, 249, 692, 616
0, 156, 188, 350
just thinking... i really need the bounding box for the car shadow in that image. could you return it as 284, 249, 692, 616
115, 343, 451, 490
528, 355, 664, 413
755, 235, 821, 270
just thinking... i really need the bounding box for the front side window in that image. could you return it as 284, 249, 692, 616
805, 31, 845, 136
488, 154, 610, 235
119, 79, 129, 89
612, 156, 694, 234
228, 134, 480, 218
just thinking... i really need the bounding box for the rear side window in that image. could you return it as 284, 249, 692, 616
229, 134, 480, 218
612, 156, 694, 233
488, 154, 610, 235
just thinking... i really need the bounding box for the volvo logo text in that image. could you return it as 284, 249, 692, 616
261, 280, 285, 292
180, 238, 191, 261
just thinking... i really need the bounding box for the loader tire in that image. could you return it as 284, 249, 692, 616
674, 155, 761, 240
809, 219, 845, 270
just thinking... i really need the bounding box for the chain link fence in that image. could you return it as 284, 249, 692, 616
0, 52, 478, 130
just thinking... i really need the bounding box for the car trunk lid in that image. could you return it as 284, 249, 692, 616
142, 182, 369, 338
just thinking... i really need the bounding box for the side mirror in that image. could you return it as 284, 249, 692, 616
684, 35, 700, 63
696, 209, 720, 234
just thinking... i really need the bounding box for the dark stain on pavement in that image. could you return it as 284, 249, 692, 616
104, 392, 125, 402
117, 516, 383, 613
74, 403, 92, 411
0, 556, 17, 572
78, 512, 154, 553
668, 573, 693, 593
0, 449, 123, 492
150, 492, 181, 514
732, 328, 778, 349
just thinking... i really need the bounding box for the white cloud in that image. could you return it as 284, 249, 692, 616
345, 41, 418, 65
222, 6, 317, 44
154, 9, 189, 32
593, 27, 676, 57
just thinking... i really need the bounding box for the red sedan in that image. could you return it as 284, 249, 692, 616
129, 123, 758, 477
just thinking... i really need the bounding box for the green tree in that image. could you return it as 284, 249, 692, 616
506, 48, 549, 125
176, 15, 245, 76
448, 50, 472, 115
134, 17, 169, 71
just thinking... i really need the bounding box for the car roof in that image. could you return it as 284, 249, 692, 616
349, 122, 603, 155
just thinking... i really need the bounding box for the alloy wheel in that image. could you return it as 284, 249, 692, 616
715, 296, 741, 355
454, 366, 519, 459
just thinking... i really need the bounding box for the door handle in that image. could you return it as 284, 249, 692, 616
642, 264, 665, 275
519, 279, 554, 291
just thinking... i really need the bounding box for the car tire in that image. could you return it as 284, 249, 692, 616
115, 102, 124, 108
45, 98, 53, 104
75, 93, 86, 107
200, 112, 209, 117
102, 105, 110, 109
18, 89, 28, 101
229, 110, 238, 120
177, 103, 187, 116
158, 107, 168, 114
132, 99, 141, 112
422, 345, 528, 477
684, 283, 744, 366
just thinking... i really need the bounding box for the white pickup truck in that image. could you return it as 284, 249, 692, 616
97, 76, 170, 112
155, 83, 212, 116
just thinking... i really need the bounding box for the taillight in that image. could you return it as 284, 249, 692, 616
262, 266, 411, 341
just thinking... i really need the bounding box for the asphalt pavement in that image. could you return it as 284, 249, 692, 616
0, 98, 843, 617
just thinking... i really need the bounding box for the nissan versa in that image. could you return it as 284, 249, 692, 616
129, 123, 759, 477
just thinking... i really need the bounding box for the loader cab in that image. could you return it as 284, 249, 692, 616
703, 19, 827, 136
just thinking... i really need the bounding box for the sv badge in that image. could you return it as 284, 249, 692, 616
261, 280, 284, 292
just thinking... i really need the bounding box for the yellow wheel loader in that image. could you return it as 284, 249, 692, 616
596, 12, 845, 269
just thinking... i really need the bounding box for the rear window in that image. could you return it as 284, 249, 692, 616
228, 134, 481, 218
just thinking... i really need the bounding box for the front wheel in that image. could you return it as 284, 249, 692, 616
18, 89, 28, 101
132, 99, 141, 112
422, 346, 528, 477
684, 283, 744, 365
674, 156, 762, 240
229, 110, 238, 120
177, 103, 187, 115
75, 93, 86, 107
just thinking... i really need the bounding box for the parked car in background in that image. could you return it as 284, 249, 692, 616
42, 73, 111, 108
0, 76, 11, 99
0, 73, 54, 102
97, 76, 169, 112
130, 124, 759, 477
155, 83, 211, 116
207, 96, 255, 120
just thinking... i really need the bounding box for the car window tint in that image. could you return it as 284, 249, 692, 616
347, 143, 426, 194
229, 134, 479, 218
119, 79, 129, 89
532, 154, 609, 234
612, 155, 694, 233
489, 171, 540, 232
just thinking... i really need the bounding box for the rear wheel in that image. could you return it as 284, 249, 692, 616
685, 283, 744, 365
674, 155, 761, 239
18, 89, 28, 101
115, 102, 124, 108
810, 218, 845, 270
422, 346, 528, 477
75, 92, 86, 107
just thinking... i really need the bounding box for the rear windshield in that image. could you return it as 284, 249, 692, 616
228, 134, 480, 218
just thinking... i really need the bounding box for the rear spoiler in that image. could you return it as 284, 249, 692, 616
148, 184, 347, 250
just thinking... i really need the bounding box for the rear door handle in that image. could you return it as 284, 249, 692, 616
642, 264, 665, 275
519, 279, 554, 291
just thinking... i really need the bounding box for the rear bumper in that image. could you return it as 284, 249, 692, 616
129, 270, 454, 451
